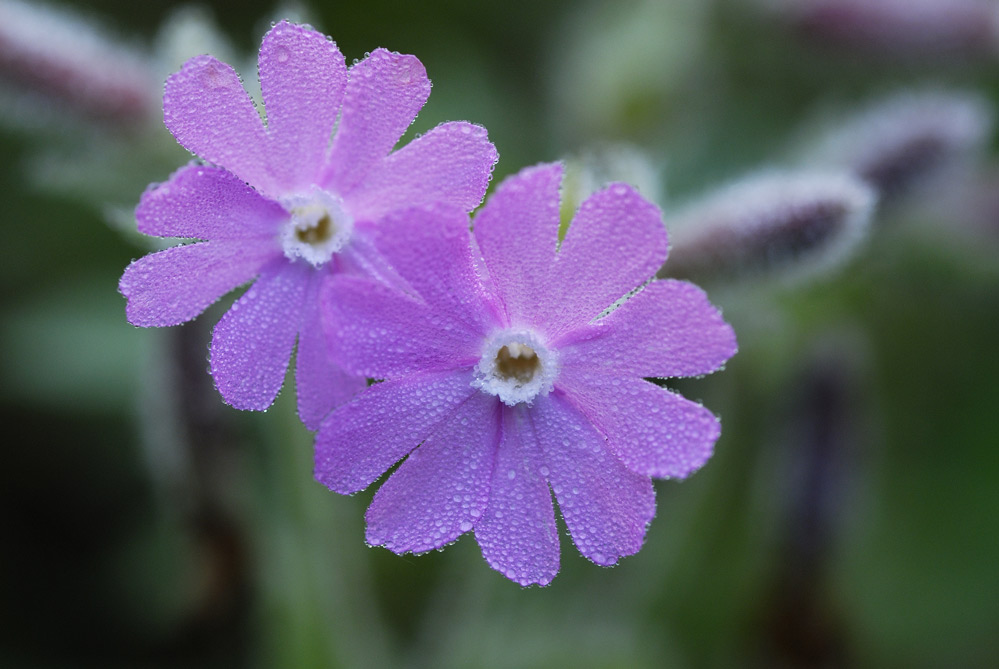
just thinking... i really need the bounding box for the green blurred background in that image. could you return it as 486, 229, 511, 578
2, 0, 998, 666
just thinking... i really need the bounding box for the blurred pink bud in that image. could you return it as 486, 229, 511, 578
0, 0, 157, 124
662, 171, 876, 284
776, 0, 999, 60
805, 90, 993, 203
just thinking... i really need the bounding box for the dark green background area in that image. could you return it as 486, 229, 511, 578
2, 1, 997, 667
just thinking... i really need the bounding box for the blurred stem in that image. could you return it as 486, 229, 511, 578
760, 339, 864, 666
251, 371, 394, 669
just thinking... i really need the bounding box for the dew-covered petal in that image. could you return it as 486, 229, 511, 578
322, 48, 430, 194
560, 280, 737, 379
119, 240, 278, 327
259, 21, 346, 192
321, 275, 482, 379
295, 272, 366, 430
475, 406, 560, 586
135, 164, 288, 241
315, 369, 479, 494
163, 55, 276, 194
543, 183, 668, 337
365, 391, 499, 555
473, 163, 562, 325
210, 260, 309, 410
532, 393, 656, 566
345, 121, 497, 221
557, 374, 720, 479
372, 203, 500, 335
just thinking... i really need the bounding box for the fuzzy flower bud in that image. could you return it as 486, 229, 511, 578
803, 90, 993, 204
770, 0, 999, 61
661, 171, 876, 285
0, 0, 156, 124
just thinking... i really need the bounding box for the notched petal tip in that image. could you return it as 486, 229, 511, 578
119, 242, 270, 328
167, 53, 239, 94
259, 19, 345, 71
359, 47, 429, 87
539, 178, 668, 334
208, 262, 308, 412
162, 48, 275, 192
501, 161, 565, 191
133, 161, 203, 237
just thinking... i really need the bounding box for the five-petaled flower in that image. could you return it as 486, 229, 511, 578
314, 163, 737, 586
119, 21, 497, 427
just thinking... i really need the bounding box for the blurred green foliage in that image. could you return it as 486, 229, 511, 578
1, 0, 997, 667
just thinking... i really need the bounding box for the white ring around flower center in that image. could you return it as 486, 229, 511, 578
472, 329, 558, 406
279, 186, 353, 267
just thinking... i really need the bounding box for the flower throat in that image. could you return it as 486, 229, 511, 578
494, 343, 540, 383
295, 212, 333, 246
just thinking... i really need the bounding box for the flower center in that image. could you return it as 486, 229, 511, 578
279, 187, 353, 267
473, 330, 557, 406
494, 343, 540, 383
295, 212, 332, 245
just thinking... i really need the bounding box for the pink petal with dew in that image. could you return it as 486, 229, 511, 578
120, 240, 278, 327
542, 183, 668, 337
259, 21, 346, 192
373, 203, 501, 334
346, 121, 498, 221
164, 55, 276, 196
314, 369, 479, 495
322, 48, 430, 194
295, 271, 366, 430
473, 163, 562, 326
136, 164, 287, 241
321, 275, 482, 379
365, 391, 499, 554
475, 406, 560, 586
557, 373, 720, 479
210, 260, 309, 410
532, 392, 656, 566
559, 279, 737, 379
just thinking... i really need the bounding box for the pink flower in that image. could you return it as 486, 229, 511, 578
315, 163, 737, 586
119, 21, 498, 427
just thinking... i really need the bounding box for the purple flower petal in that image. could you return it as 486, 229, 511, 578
295, 272, 366, 430
120, 240, 278, 327
259, 21, 346, 192
365, 391, 498, 554
558, 374, 720, 479
210, 261, 309, 410
346, 121, 497, 222
321, 275, 482, 379
543, 183, 668, 337
560, 280, 737, 379
315, 369, 479, 494
163, 55, 277, 195
321, 49, 431, 194
475, 406, 560, 586
372, 203, 501, 333
532, 393, 656, 566
135, 164, 288, 241
473, 163, 561, 325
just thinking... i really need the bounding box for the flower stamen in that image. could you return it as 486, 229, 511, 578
280, 186, 353, 267
495, 343, 540, 383
295, 212, 333, 245
473, 331, 557, 406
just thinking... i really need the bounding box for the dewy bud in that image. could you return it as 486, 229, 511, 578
660, 171, 876, 285
770, 0, 999, 60
803, 90, 993, 203
0, 0, 156, 124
